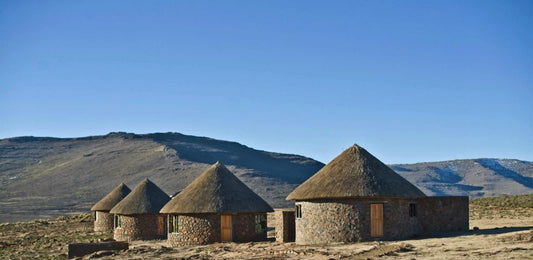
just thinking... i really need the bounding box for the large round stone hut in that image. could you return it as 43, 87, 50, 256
287, 144, 427, 244
109, 178, 170, 241
91, 183, 131, 232
160, 162, 274, 246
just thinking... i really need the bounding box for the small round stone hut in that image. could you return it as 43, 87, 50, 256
109, 178, 170, 241
91, 183, 131, 232
287, 144, 427, 244
160, 162, 274, 246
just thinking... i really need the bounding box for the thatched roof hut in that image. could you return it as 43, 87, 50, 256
286, 144, 434, 245
161, 161, 273, 214
287, 144, 425, 200
161, 162, 273, 246
91, 183, 131, 211
91, 183, 131, 233
110, 178, 170, 241
110, 178, 170, 215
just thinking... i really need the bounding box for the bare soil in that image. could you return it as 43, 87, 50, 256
1, 204, 532, 259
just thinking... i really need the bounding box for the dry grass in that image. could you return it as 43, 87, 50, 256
0, 214, 111, 259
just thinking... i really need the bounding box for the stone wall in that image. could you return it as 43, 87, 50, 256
113, 214, 166, 241
167, 213, 269, 247
94, 211, 113, 233
275, 210, 295, 242
418, 196, 469, 234
294, 198, 422, 244
68, 241, 129, 258
294, 196, 469, 245
233, 213, 267, 242
167, 214, 220, 246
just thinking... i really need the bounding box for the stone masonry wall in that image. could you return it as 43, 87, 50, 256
233, 213, 267, 243
418, 196, 469, 234
94, 211, 113, 233
113, 214, 166, 241
167, 214, 220, 247
167, 213, 269, 247
295, 198, 423, 245
275, 210, 295, 242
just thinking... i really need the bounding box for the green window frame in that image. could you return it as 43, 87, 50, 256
254, 214, 266, 234
169, 215, 178, 233
114, 214, 122, 229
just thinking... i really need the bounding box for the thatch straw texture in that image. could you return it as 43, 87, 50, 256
160, 162, 274, 214
110, 178, 170, 215
287, 144, 426, 200
91, 183, 131, 211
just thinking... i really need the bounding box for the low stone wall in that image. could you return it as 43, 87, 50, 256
275, 210, 295, 242
94, 211, 113, 233
167, 213, 269, 247
68, 241, 128, 258
418, 196, 469, 234
113, 214, 166, 241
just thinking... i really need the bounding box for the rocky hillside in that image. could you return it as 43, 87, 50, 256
1, 132, 532, 223
0, 132, 324, 223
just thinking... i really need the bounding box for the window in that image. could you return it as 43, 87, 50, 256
114, 214, 122, 229
95, 211, 98, 221
409, 203, 417, 217
295, 204, 302, 218
255, 214, 267, 234
169, 215, 178, 233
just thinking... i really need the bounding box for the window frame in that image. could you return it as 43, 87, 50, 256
114, 214, 122, 229
169, 215, 178, 233
295, 204, 302, 218
409, 203, 417, 217
254, 214, 267, 234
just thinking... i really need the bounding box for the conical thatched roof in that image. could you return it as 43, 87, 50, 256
91, 183, 131, 211
110, 178, 170, 215
160, 162, 274, 214
287, 144, 426, 200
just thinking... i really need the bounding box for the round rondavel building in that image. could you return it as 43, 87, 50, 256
160, 162, 274, 246
91, 183, 131, 233
287, 144, 469, 245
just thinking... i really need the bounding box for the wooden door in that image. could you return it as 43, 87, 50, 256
221, 215, 232, 242
157, 215, 165, 235
370, 204, 384, 237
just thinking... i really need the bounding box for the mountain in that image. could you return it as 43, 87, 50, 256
391, 159, 533, 197
1, 132, 532, 223
0, 132, 324, 223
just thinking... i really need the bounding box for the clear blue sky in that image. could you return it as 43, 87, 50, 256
1, 1, 532, 164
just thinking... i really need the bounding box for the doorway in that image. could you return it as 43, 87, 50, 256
221, 215, 232, 242
370, 203, 384, 237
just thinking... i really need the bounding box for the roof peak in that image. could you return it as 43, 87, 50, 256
287, 144, 426, 200
160, 162, 273, 214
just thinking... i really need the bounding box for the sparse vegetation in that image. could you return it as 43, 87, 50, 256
470, 194, 533, 208
0, 214, 111, 259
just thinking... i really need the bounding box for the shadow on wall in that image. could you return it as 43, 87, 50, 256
148, 133, 324, 184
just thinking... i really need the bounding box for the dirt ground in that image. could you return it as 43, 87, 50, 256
1, 205, 532, 259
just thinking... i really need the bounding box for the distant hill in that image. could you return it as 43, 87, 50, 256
1, 132, 532, 223
0, 132, 324, 223
392, 159, 533, 198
